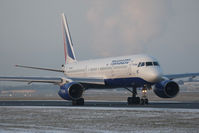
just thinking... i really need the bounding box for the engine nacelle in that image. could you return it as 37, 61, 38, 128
58, 82, 84, 100
154, 80, 179, 98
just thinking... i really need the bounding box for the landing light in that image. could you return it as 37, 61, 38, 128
142, 90, 147, 93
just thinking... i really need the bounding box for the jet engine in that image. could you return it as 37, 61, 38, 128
58, 82, 84, 100
154, 80, 179, 98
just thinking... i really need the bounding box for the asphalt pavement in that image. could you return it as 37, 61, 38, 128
0, 100, 198, 109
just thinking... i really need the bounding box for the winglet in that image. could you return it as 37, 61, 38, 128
61, 13, 77, 64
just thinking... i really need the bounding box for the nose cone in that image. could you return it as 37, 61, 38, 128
145, 69, 162, 83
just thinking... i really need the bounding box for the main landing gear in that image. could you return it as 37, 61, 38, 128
72, 98, 84, 106
125, 86, 149, 105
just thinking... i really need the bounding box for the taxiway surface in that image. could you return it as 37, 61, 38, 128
0, 89, 199, 132
0, 100, 199, 109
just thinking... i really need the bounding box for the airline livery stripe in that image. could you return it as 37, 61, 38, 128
62, 17, 75, 60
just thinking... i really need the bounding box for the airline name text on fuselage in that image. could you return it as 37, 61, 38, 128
111, 59, 131, 65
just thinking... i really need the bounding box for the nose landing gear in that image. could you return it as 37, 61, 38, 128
125, 85, 149, 105
140, 88, 148, 105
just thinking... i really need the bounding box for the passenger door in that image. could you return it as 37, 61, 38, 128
130, 62, 138, 77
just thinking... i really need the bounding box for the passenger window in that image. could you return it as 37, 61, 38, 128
146, 62, 153, 66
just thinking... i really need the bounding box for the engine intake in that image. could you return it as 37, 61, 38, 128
58, 82, 84, 100
154, 80, 179, 98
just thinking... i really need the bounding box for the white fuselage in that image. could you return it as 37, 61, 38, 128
63, 54, 163, 86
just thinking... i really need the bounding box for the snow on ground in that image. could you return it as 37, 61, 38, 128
0, 106, 199, 133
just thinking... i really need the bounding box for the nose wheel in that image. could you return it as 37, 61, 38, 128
140, 88, 149, 105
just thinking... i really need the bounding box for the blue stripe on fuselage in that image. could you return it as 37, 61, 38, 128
104, 77, 153, 88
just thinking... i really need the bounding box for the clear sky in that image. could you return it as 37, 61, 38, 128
0, 0, 199, 77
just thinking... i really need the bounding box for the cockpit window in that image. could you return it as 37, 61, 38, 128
153, 62, 159, 66
138, 61, 159, 67
141, 62, 145, 67
146, 62, 153, 66
138, 62, 141, 67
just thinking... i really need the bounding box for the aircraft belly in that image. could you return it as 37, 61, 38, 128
104, 77, 152, 88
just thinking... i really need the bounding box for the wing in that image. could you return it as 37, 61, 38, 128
164, 73, 199, 80
15, 65, 64, 72
0, 77, 62, 84
0, 76, 105, 86
70, 77, 105, 85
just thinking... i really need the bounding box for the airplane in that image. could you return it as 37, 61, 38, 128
0, 13, 199, 105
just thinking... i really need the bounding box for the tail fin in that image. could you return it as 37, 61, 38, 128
61, 13, 77, 64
